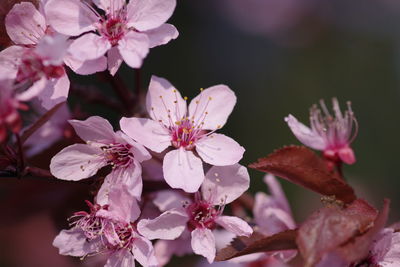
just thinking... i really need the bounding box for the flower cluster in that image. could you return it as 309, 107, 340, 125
0, 1, 399, 267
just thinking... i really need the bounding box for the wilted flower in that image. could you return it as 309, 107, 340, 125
120, 76, 245, 192
285, 98, 358, 165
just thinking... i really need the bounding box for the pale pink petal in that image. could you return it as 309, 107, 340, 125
69, 33, 111, 61
118, 31, 149, 69
285, 114, 326, 150
338, 146, 356, 165
202, 164, 250, 205
98, 162, 143, 203
120, 117, 171, 153
146, 75, 187, 125
69, 116, 116, 143
64, 54, 107, 75
37, 74, 70, 110
191, 228, 216, 263
196, 133, 244, 166
133, 236, 158, 267
126, 0, 176, 31
137, 208, 188, 240
117, 131, 152, 162
107, 46, 123, 76
188, 85, 236, 130
96, 184, 141, 223
253, 200, 296, 235
215, 216, 253, 237
264, 174, 292, 213
36, 34, 69, 66
93, 0, 125, 12
105, 249, 136, 267
16, 77, 47, 102
50, 143, 105, 180
153, 190, 191, 212
145, 23, 179, 48
53, 228, 98, 257
0, 45, 24, 79
6, 2, 46, 45
163, 148, 204, 193
45, 0, 98, 36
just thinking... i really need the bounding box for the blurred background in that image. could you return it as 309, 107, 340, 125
1, 0, 400, 266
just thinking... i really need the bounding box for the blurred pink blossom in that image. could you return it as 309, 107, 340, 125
45, 0, 178, 75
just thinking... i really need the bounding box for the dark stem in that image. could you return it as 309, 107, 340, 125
15, 133, 25, 178
134, 68, 141, 102
98, 71, 134, 114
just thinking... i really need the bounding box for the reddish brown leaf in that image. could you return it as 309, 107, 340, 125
296, 199, 378, 267
249, 146, 356, 203
21, 102, 66, 144
334, 199, 390, 264
215, 230, 298, 261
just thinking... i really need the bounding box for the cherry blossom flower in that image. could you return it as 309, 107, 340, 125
285, 98, 358, 165
120, 76, 245, 192
369, 227, 400, 266
0, 80, 27, 143
53, 185, 158, 267
253, 174, 297, 263
137, 164, 252, 263
0, 1, 106, 109
50, 116, 151, 200
45, 0, 178, 75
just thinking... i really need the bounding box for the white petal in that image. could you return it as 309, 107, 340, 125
191, 228, 216, 263
188, 85, 236, 130
202, 164, 250, 205
163, 149, 204, 193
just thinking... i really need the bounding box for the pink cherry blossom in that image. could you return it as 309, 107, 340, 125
53, 185, 158, 267
137, 164, 252, 263
0, 80, 26, 143
120, 76, 245, 192
45, 0, 178, 75
285, 98, 358, 165
253, 174, 297, 263
0, 1, 106, 109
369, 228, 400, 266
50, 116, 151, 200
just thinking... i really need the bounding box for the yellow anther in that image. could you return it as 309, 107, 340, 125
208, 97, 212, 100
159, 95, 163, 98
189, 141, 193, 144
205, 112, 208, 115
217, 125, 221, 128
200, 88, 204, 91
184, 96, 188, 101
173, 90, 177, 93
175, 121, 181, 125
196, 100, 199, 104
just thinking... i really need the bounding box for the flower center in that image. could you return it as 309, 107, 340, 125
70, 200, 107, 241
186, 201, 219, 231
16, 52, 65, 83
99, 18, 127, 46
101, 143, 133, 168
171, 119, 201, 150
